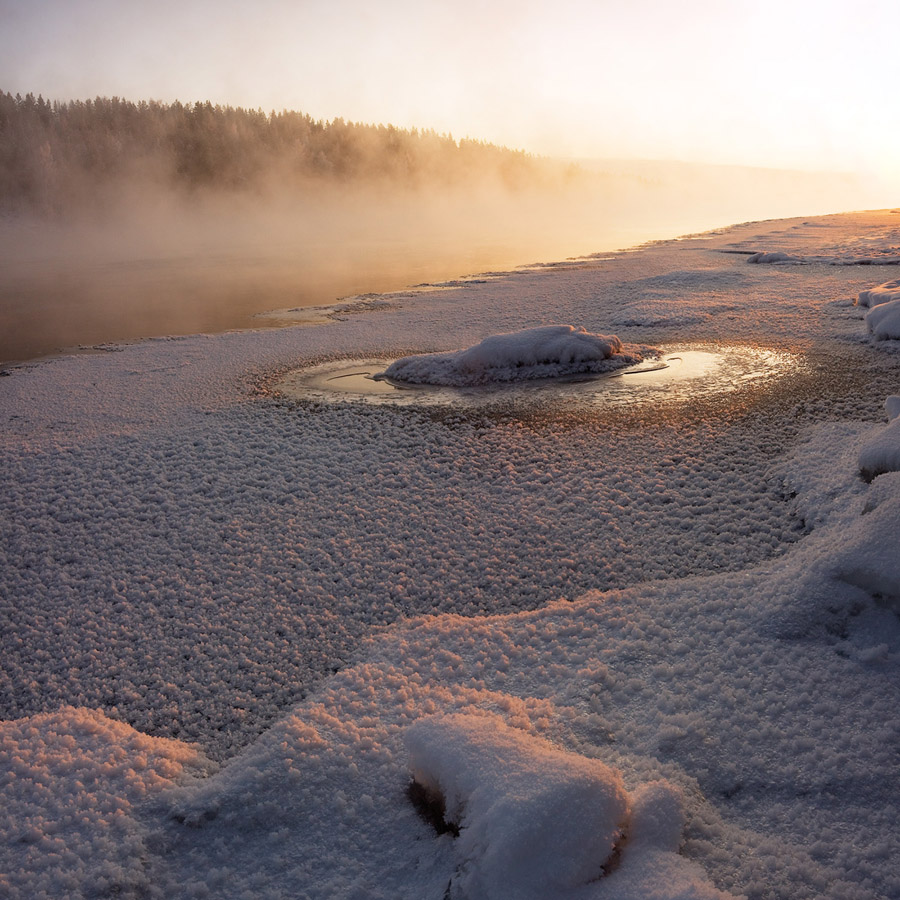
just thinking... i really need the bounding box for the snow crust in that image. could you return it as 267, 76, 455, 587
3, 210, 900, 899
378, 324, 644, 385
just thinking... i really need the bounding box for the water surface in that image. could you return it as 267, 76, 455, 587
274, 346, 801, 410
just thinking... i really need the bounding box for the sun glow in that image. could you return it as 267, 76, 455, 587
2, 0, 899, 192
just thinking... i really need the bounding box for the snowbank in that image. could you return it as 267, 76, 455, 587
856, 278, 900, 308
866, 298, 900, 340
378, 325, 646, 386
858, 395, 900, 479
830, 475, 900, 605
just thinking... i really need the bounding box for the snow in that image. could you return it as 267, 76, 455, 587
0, 707, 214, 899
857, 278, 900, 308
866, 298, 900, 339
405, 714, 735, 900
858, 395, 900, 479
377, 324, 646, 386
405, 713, 628, 899
2, 209, 900, 899
746, 250, 803, 264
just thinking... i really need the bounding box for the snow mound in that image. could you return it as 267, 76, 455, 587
746, 251, 803, 264
858, 396, 900, 479
831, 480, 900, 606
378, 325, 646, 386
856, 278, 900, 308
405, 714, 736, 900
866, 298, 900, 340
405, 713, 628, 899
829, 400, 900, 605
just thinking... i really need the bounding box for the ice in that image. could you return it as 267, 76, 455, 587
377, 324, 646, 386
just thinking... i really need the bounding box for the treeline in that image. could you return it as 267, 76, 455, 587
0, 91, 569, 215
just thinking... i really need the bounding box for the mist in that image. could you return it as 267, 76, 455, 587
0, 93, 885, 365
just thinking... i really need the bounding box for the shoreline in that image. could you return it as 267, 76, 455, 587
0, 208, 709, 370
2, 208, 900, 899
0, 209, 852, 371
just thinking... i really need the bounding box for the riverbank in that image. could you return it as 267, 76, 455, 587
2, 209, 899, 899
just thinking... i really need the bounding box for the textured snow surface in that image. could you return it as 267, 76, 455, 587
379, 324, 644, 386
0, 708, 214, 899
3, 210, 900, 899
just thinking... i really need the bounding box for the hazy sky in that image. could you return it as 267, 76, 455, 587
2, 0, 899, 187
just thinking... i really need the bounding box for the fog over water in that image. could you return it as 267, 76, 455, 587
0, 145, 880, 366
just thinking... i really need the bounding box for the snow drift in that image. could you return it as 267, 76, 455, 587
0, 707, 214, 899
377, 324, 647, 386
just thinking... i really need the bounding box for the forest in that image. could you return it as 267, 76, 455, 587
0, 91, 575, 216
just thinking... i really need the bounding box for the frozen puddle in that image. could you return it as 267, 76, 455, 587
273, 346, 800, 408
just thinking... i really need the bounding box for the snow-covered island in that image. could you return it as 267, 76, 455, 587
2, 210, 900, 899
375, 324, 649, 386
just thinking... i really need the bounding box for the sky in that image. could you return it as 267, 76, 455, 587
2, 0, 900, 190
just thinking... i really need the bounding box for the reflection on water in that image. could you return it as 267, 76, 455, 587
273, 346, 800, 408
0, 195, 675, 366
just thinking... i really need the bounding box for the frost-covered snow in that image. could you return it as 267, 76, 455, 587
0, 708, 214, 899
2, 209, 900, 899
378, 324, 645, 386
